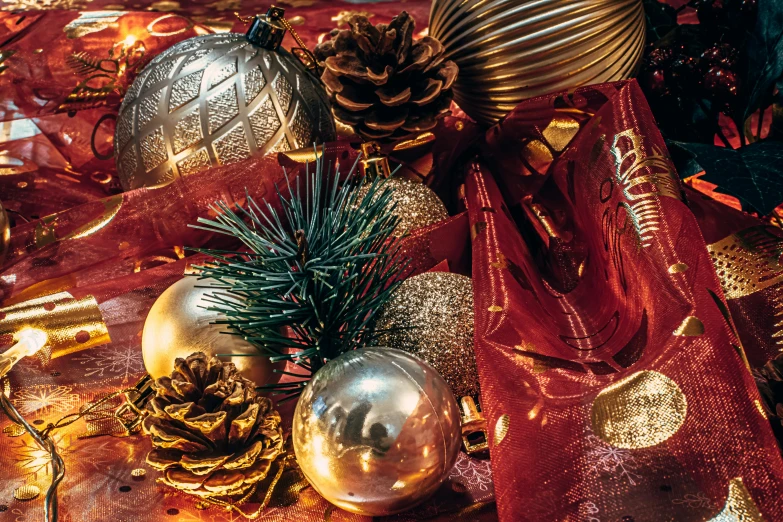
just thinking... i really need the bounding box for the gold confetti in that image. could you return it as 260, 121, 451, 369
668, 263, 689, 273
14, 484, 40, 501
488, 305, 503, 313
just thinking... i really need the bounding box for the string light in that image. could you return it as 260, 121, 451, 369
0, 328, 47, 378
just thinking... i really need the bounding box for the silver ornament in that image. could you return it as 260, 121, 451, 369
293, 348, 461, 516
375, 272, 478, 398
429, 0, 646, 125
141, 276, 276, 386
115, 32, 336, 190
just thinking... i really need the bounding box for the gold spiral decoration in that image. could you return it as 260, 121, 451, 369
429, 0, 646, 125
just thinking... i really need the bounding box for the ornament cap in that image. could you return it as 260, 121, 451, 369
460, 396, 489, 454
246, 6, 287, 50
360, 141, 391, 180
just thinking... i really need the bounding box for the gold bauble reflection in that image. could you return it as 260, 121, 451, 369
293, 348, 461, 516
374, 272, 478, 398
429, 0, 646, 125
142, 277, 275, 386
591, 370, 687, 449
357, 178, 448, 235
0, 201, 9, 266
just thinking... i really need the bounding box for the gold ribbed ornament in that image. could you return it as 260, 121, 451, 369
115, 11, 335, 190
429, 0, 646, 125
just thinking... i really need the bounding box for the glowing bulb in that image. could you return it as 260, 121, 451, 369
0, 328, 48, 378
123, 35, 137, 47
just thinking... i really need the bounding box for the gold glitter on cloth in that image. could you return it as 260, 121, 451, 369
357, 178, 448, 236
668, 263, 689, 273
591, 370, 687, 449
13, 484, 40, 501
375, 272, 478, 398
494, 414, 510, 446
707, 226, 783, 299
673, 316, 705, 337
708, 477, 764, 521
131, 468, 146, 478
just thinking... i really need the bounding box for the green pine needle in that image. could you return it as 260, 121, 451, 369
190, 153, 409, 398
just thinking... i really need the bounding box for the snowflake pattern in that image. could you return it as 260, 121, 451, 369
72, 345, 145, 384
11, 385, 80, 415
449, 453, 493, 492
672, 492, 718, 510
580, 501, 601, 522
585, 434, 642, 486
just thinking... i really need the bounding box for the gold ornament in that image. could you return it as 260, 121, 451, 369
429, 0, 646, 125
141, 277, 276, 386
114, 8, 336, 190
374, 272, 478, 398
357, 177, 448, 235
293, 348, 461, 516
143, 352, 285, 500
0, 201, 8, 266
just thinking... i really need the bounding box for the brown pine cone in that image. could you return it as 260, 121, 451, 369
142, 352, 284, 499
315, 11, 458, 142
753, 353, 783, 449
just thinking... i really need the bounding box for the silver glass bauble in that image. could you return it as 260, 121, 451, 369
293, 348, 461, 516
429, 0, 646, 125
141, 276, 276, 386
115, 33, 336, 190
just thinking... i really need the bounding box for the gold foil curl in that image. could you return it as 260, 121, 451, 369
0, 291, 110, 364
591, 370, 687, 449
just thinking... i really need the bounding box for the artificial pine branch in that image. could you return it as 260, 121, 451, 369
190, 154, 408, 399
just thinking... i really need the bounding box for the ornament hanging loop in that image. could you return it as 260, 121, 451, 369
238, 6, 320, 74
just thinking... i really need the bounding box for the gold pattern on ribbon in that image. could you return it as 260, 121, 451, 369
522, 140, 553, 176
34, 195, 123, 249
673, 316, 705, 337
591, 370, 687, 449
707, 226, 783, 300
708, 478, 764, 521
668, 263, 689, 274
609, 128, 680, 249
494, 414, 510, 446
542, 116, 580, 152
63, 11, 123, 39
0, 291, 110, 364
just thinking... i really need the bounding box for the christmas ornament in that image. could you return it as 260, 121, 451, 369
428, 0, 646, 125
141, 276, 276, 386
115, 7, 336, 190
0, 201, 9, 266
143, 352, 285, 500
193, 154, 407, 398
374, 271, 478, 398
292, 348, 461, 516
314, 11, 457, 143
356, 141, 448, 235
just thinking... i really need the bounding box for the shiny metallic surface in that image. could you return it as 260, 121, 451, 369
141, 277, 276, 386
429, 0, 646, 125
115, 33, 336, 190
293, 348, 461, 516
0, 201, 9, 266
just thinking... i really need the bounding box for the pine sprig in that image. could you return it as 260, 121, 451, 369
190, 154, 408, 399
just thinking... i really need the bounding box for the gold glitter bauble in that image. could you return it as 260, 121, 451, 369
374, 272, 478, 398
293, 348, 461, 516
114, 33, 336, 190
142, 277, 276, 386
0, 201, 9, 266
357, 178, 448, 235
429, 0, 646, 125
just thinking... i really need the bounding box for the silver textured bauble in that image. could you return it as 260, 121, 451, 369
293, 348, 461, 516
115, 33, 336, 190
141, 276, 276, 386
429, 0, 646, 125
375, 272, 478, 398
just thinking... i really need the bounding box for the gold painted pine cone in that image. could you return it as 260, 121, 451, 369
143, 352, 284, 499
315, 11, 458, 142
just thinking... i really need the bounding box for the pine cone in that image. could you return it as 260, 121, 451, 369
753, 354, 783, 449
315, 11, 458, 142
143, 352, 284, 499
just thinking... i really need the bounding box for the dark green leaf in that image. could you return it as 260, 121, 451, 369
668, 140, 783, 214
744, 0, 783, 120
